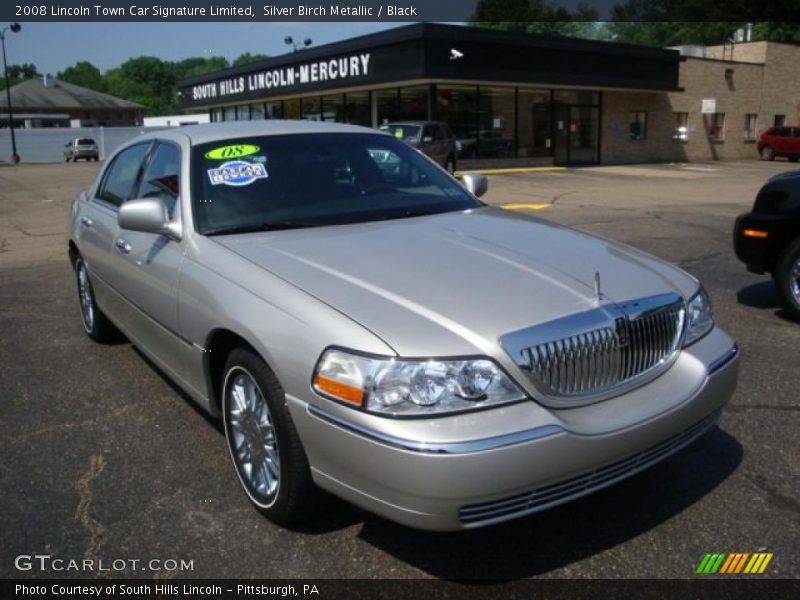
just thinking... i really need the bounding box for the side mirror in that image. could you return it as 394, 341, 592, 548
118, 197, 181, 240
461, 172, 488, 198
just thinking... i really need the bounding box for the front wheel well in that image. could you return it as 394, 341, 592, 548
68, 241, 80, 269
205, 329, 262, 414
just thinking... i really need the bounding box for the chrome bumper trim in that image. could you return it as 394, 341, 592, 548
307, 404, 563, 455
708, 344, 739, 375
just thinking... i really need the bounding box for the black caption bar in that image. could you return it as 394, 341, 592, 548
4, 579, 800, 600
2, 0, 799, 22
5, 0, 471, 22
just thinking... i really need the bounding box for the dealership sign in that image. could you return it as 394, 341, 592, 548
191, 53, 371, 101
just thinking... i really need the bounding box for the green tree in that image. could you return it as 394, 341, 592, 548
233, 52, 270, 67
1, 62, 38, 90
470, 0, 604, 39
57, 61, 105, 92
103, 56, 177, 116
172, 56, 229, 80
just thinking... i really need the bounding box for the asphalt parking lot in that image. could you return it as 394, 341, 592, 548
1, 158, 798, 580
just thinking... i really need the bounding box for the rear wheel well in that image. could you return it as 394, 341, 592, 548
205, 329, 261, 414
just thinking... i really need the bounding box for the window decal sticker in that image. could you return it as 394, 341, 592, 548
207, 160, 268, 186
204, 144, 261, 160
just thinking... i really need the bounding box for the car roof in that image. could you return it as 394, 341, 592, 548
137, 120, 388, 146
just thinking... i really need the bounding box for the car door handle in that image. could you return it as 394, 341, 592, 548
80, 216, 93, 227
115, 238, 132, 254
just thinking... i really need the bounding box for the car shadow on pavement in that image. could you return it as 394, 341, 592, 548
355, 425, 742, 580
736, 281, 800, 323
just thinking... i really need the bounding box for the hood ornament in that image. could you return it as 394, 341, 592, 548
594, 271, 603, 304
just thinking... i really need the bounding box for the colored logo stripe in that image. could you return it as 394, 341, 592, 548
697, 552, 773, 574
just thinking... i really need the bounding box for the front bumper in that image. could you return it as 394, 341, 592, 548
733, 212, 774, 274
289, 327, 739, 531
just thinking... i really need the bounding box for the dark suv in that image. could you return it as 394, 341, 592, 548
757, 127, 800, 162
64, 138, 99, 162
380, 121, 457, 173
734, 170, 800, 318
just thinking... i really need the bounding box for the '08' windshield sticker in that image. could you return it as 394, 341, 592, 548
207, 160, 268, 186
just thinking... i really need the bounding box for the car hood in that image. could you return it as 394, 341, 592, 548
214, 207, 699, 357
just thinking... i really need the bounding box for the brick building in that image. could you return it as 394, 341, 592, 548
0, 75, 144, 128
177, 24, 800, 166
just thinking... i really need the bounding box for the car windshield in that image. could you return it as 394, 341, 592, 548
192, 133, 479, 235
77, 138, 95, 145
379, 124, 421, 143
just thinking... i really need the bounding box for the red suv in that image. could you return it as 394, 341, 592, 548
758, 126, 800, 162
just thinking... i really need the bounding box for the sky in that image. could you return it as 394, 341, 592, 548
3, 22, 428, 75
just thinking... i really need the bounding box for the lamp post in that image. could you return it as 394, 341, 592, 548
1, 22, 21, 164
284, 36, 312, 52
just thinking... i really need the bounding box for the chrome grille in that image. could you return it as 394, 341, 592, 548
501, 293, 686, 403
459, 409, 720, 527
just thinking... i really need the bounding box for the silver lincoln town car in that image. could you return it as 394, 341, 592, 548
68, 121, 739, 531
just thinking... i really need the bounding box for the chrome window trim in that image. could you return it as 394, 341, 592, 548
307, 404, 563, 454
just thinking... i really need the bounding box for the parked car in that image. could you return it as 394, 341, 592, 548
734, 170, 800, 318
64, 138, 99, 162
757, 126, 800, 162
68, 121, 738, 531
380, 121, 457, 172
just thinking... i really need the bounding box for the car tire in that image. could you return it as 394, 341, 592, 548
775, 237, 800, 320
72, 156, 77, 162
74, 257, 119, 343
760, 145, 775, 161
444, 155, 456, 174
789, 156, 799, 163
65, 157, 70, 162
222, 348, 324, 525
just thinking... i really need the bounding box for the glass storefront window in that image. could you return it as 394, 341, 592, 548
266, 101, 283, 119
629, 111, 648, 140
322, 94, 344, 122
302, 96, 321, 121
223, 106, 237, 122
554, 90, 599, 105
478, 87, 515, 159
518, 89, 551, 158
237, 105, 252, 120
397, 86, 429, 122
211, 108, 223, 123
343, 92, 370, 126
437, 85, 477, 159
376, 89, 401, 126
284, 99, 301, 120
250, 103, 265, 120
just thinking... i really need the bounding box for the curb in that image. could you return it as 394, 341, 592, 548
455, 166, 566, 176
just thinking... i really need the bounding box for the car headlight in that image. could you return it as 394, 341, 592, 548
312, 348, 526, 416
683, 287, 714, 346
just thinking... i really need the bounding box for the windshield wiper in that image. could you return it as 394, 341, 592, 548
204, 221, 321, 236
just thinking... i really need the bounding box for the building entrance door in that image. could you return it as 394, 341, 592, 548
530, 105, 552, 157
553, 104, 599, 166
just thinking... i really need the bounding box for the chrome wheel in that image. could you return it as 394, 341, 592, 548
76, 260, 95, 332
791, 257, 800, 303
225, 368, 280, 506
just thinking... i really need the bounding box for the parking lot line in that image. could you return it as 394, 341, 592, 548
501, 203, 551, 210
